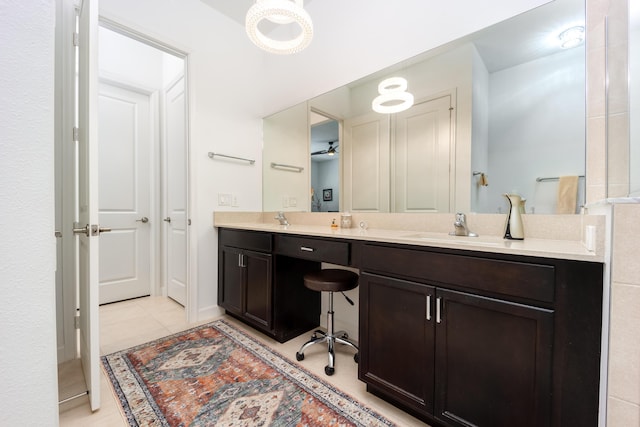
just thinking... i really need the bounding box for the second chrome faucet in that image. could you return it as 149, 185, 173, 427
275, 211, 289, 226
449, 213, 478, 237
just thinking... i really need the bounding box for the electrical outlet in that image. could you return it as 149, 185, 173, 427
282, 196, 289, 208
289, 197, 297, 207
232, 195, 238, 207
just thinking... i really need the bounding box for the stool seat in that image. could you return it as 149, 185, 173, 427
303, 269, 359, 293
296, 269, 359, 376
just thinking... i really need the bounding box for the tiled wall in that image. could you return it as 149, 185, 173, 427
607, 204, 640, 425
586, 0, 629, 202
586, 0, 640, 425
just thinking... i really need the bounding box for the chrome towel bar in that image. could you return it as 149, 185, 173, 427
208, 152, 255, 164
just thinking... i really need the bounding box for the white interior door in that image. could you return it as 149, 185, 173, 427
77, 0, 100, 411
165, 75, 187, 306
393, 94, 453, 212
343, 112, 391, 212
98, 82, 152, 304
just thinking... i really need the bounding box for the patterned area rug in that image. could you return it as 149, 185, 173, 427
102, 319, 395, 426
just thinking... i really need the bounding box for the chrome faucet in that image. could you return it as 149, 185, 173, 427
449, 213, 478, 237
274, 211, 289, 226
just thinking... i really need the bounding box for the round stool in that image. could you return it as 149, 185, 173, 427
295, 269, 359, 376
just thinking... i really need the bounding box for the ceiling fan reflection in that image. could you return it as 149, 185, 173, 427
311, 141, 338, 156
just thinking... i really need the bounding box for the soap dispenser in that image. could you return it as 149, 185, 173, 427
503, 193, 524, 240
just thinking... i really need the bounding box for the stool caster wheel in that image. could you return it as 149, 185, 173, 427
296, 352, 304, 361
325, 366, 335, 376
354, 353, 359, 363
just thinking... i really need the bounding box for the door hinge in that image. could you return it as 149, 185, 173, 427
73, 31, 79, 47
73, 126, 79, 142
74, 314, 80, 329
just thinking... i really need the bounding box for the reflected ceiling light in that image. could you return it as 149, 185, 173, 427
372, 77, 414, 114
246, 0, 313, 55
558, 26, 585, 49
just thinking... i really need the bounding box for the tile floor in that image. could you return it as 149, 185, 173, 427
58, 296, 430, 426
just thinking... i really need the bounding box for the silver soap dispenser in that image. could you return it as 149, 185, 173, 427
503, 194, 524, 240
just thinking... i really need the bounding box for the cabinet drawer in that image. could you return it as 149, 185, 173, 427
362, 244, 554, 303
219, 228, 272, 252
275, 235, 350, 265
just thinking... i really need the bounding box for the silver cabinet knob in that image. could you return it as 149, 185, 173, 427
136, 217, 149, 223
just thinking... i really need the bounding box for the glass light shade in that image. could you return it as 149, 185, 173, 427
246, 0, 313, 55
378, 77, 408, 94
558, 26, 584, 49
372, 77, 414, 114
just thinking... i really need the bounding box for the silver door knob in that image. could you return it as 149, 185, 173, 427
136, 217, 149, 223
73, 224, 90, 237
163, 217, 171, 223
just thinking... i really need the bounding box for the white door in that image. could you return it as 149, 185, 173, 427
164, 75, 188, 306
77, 0, 101, 411
343, 112, 391, 212
98, 82, 152, 304
393, 94, 453, 212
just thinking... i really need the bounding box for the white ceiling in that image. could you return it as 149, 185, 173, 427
199, 0, 314, 26
200, 0, 583, 73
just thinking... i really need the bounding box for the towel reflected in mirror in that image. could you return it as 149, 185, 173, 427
556, 176, 579, 214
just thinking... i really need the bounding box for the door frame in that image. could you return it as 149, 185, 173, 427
97, 17, 195, 320
56, 0, 81, 364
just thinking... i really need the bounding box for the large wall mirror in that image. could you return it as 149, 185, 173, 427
263, 0, 586, 214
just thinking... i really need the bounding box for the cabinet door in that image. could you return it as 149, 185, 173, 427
359, 272, 435, 415
243, 249, 273, 330
219, 246, 243, 316
435, 288, 553, 427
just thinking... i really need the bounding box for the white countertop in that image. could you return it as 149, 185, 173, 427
214, 221, 602, 263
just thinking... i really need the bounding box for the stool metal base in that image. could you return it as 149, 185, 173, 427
295, 291, 359, 376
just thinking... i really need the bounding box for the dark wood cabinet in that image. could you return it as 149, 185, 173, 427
219, 234, 273, 331
218, 228, 321, 342
358, 242, 602, 427
359, 273, 435, 416
360, 273, 553, 426
434, 288, 553, 427
216, 228, 603, 426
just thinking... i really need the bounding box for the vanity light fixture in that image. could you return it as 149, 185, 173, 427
246, 0, 313, 55
372, 77, 414, 114
558, 25, 585, 49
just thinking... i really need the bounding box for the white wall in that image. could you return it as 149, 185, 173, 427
487, 47, 585, 214
471, 46, 490, 213
0, 0, 59, 424
263, 102, 310, 212
99, 26, 164, 89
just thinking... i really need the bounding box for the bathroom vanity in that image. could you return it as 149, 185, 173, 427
215, 221, 603, 427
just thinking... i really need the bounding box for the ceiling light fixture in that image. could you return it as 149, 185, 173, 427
372, 77, 414, 114
558, 26, 585, 49
246, 0, 313, 55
